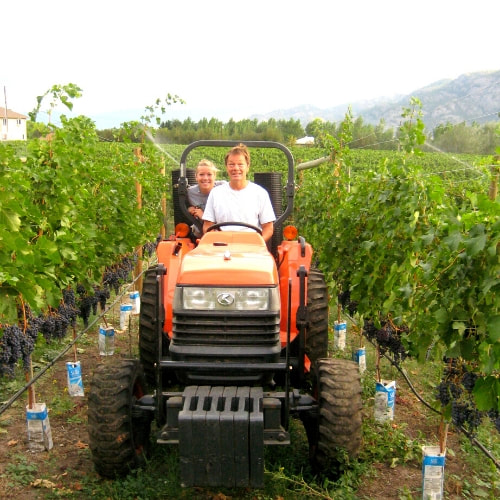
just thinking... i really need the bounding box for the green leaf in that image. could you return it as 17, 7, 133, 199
434, 308, 449, 324
487, 315, 500, 343
464, 232, 487, 256
0, 210, 21, 232
443, 231, 462, 251
473, 376, 499, 411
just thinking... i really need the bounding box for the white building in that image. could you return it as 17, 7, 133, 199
295, 136, 315, 145
0, 107, 28, 141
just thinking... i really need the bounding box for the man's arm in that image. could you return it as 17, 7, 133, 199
203, 220, 214, 235
261, 222, 274, 242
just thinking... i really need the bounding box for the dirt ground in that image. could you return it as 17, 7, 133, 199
0, 316, 494, 499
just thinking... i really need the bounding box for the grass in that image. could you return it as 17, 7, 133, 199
1, 307, 498, 499
1, 453, 38, 486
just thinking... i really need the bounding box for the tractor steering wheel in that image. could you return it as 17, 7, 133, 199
206, 221, 263, 235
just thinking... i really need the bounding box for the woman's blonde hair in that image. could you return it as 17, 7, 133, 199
196, 159, 218, 174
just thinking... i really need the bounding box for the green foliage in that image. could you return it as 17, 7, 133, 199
295, 103, 499, 413
29, 83, 83, 123
0, 93, 166, 322
1, 454, 38, 486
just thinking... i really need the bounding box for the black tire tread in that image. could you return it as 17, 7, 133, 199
139, 266, 163, 386
305, 268, 329, 362
315, 358, 363, 465
88, 359, 151, 478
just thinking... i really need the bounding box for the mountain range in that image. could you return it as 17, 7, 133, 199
251, 70, 500, 129
86, 70, 499, 130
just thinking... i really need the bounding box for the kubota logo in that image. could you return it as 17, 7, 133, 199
217, 292, 234, 306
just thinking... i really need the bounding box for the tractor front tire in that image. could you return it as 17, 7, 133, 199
310, 358, 363, 473
88, 359, 152, 478
305, 267, 329, 363
139, 266, 168, 387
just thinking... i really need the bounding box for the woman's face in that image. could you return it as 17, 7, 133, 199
226, 153, 249, 183
196, 166, 216, 194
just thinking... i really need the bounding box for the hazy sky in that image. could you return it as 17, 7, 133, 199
2, 0, 499, 127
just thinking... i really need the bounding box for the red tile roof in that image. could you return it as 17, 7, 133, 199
0, 107, 28, 119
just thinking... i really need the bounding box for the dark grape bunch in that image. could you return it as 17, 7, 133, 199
451, 401, 483, 430
487, 410, 500, 433
143, 234, 162, 257
0, 322, 38, 376
76, 283, 109, 327
435, 358, 489, 434
0, 324, 23, 377
94, 286, 110, 312
337, 289, 358, 316
363, 319, 409, 363
1, 253, 138, 378
103, 254, 136, 294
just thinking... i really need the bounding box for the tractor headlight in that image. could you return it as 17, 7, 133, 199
175, 286, 279, 311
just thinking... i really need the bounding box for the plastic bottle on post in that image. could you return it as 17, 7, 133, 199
120, 303, 133, 330
99, 325, 115, 356
130, 291, 140, 314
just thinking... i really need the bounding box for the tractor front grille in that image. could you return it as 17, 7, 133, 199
169, 311, 281, 384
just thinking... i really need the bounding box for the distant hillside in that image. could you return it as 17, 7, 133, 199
252, 70, 500, 129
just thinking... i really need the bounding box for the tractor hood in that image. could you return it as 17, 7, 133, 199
177, 231, 278, 286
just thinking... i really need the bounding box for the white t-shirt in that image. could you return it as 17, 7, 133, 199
203, 181, 276, 231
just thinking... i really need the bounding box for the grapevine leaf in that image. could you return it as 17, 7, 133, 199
434, 308, 449, 324
460, 338, 476, 360
0, 210, 21, 232
360, 240, 375, 250
473, 376, 500, 411
443, 231, 462, 251
452, 321, 466, 336
487, 315, 500, 342
464, 231, 487, 256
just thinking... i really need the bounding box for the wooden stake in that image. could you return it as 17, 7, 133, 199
376, 344, 381, 383
72, 325, 78, 363
19, 298, 35, 408
26, 361, 35, 409
134, 147, 144, 293
488, 156, 499, 201
439, 418, 449, 454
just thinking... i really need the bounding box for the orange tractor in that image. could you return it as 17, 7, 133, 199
88, 140, 362, 488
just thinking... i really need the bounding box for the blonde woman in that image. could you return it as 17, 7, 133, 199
187, 159, 225, 237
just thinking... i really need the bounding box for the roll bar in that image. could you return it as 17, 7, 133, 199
177, 140, 295, 232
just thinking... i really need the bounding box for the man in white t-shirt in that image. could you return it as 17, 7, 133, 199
203, 143, 276, 242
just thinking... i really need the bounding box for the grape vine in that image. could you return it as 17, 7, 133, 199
296, 102, 498, 424
0, 253, 137, 376
434, 358, 495, 433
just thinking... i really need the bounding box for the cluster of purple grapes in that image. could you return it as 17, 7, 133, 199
102, 255, 136, 294
143, 234, 162, 257
0, 290, 80, 376
363, 319, 409, 363
33, 290, 78, 342
435, 359, 488, 433
337, 289, 358, 316
0, 324, 27, 377
1, 253, 140, 378
487, 410, 500, 433
76, 284, 109, 328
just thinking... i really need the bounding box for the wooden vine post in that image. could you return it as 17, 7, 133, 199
134, 147, 144, 293
488, 155, 499, 201
20, 299, 36, 409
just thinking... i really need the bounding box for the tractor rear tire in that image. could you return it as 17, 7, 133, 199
305, 267, 329, 363
88, 359, 152, 478
309, 358, 363, 473
139, 266, 168, 387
